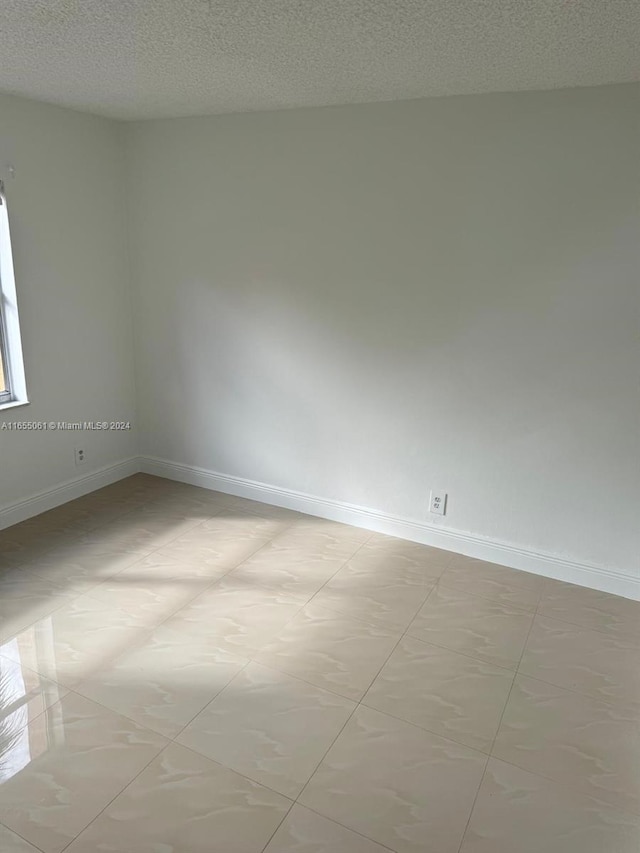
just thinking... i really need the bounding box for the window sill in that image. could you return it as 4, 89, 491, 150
0, 398, 30, 411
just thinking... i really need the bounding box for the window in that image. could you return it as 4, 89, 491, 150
0, 180, 28, 408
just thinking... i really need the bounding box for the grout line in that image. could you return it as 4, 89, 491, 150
453, 582, 541, 853
0, 820, 48, 853
284, 803, 399, 853
529, 607, 640, 645
468, 752, 640, 819
169, 659, 253, 740
399, 631, 520, 673
165, 738, 296, 801
258, 799, 296, 853
0, 821, 44, 853
57, 738, 169, 853
292, 588, 420, 806
278, 582, 443, 852
437, 578, 541, 614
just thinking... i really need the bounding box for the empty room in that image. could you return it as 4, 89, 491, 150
0, 2, 638, 852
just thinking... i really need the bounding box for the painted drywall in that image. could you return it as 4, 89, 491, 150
0, 94, 137, 507
126, 84, 639, 579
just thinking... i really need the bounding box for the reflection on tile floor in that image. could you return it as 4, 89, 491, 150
0, 474, 638, 852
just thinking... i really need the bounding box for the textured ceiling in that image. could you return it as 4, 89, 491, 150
1, 1, 638, 120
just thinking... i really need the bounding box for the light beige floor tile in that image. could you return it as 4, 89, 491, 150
0, 521, 82, 565
0, 648, 68, 754
312, 559, 436, 631
299, 705, 487, 853
229, 543, 348, 597
75, 625, 247, 736
22, 541, 153, 592
3, 480, 640, 852
363, 635, 514, 752
83, 571, 214, 623
256, 603, 401, 700
460, 758, 640, 853
124, 503, 215, 527
0, 824, 43, 853
493, 675, 640, 814
23, 501, 129, 535
118, 550, 233, 583
0, 571, 73, 643
439, 559, 541, 611
365, 533, 454, 567
447, 554, 541, 588
520, 615, 640, 707
155, 511, 282, 570
165, 577, 306, 656
0, 692, 167, 853
177, 662, 355, 797
154, 527, 250, 568
408, 585, 533, 669
271, 526, 368, 557
265, 805, 393, 853
228, 497, 312, 524
1, 595, 154, 688
130, 488, 229, 520
538, 579, 640, 640
346, 536, 450, 579
93, 474, 176, 502
200, 508, 296, 538
65, 742, 290, 853
287, 518, 371, 544
78, 510, 203, 551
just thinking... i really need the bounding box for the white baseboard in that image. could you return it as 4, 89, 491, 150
140, 455, 639, 601
0, 457, 141, 531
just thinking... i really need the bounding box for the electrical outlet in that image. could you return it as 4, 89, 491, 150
429, 490, 447, 516
74, 447, 86, 466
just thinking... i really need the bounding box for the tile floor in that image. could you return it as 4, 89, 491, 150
0, 474, 638, 852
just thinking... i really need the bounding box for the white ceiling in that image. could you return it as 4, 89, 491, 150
1, 1, 638, 120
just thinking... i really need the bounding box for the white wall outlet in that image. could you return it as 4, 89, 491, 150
429, 490, 447, 516
74, 447, 86, 466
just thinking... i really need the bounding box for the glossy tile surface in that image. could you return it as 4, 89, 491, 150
23, 540, 151, 592
177, 662, 355, 797
264, 805, 393, 852
460, 759, 640, 853
83, 570, 214, 623
408, 584, 533, 669
229, 540, 351, 597
300, 705, 487, 853
361, 534, 453, 572
440, 557, 542, 611
165, 576, 306, 656
74, 625, 247, 736
156, 509, 292, 570
1, 594, 154, 687
312, 547, 438, 630
520, 615, 640, 707
0, 649, 68, 760
363, 635, 514, 752
538, 579, 640, 640
0, 824, 42, 853
0, 571, 73, 643
64, 742, 290, 853
1, 475, 639, 852
493, 675, 640, 813
257, 603, 401, 700
0, 692, 167, 853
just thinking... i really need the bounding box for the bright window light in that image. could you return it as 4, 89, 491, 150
0, 180, 28, 408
